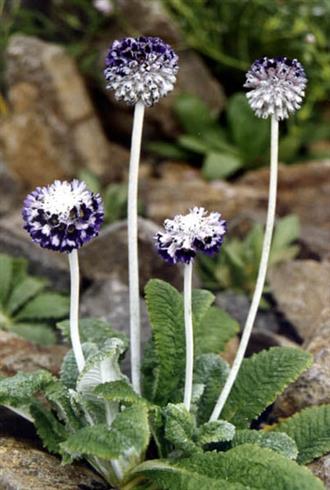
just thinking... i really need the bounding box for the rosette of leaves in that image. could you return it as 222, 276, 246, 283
0, 282, 329, 489
0, 253, 69, 345
198, 215, 300, 295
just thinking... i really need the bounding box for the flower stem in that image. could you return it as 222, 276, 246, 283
128, 101, 145, 394
209, 115, 279, 421
183, 261, 194, 411
68, 250, 85, 373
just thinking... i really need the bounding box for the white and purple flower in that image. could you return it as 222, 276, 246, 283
155, 207, 227, 264
104, 36, 179, 107
22, 180, 104, 253
244, 56, 307, 120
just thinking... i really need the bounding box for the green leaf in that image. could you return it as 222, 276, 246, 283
61, 404, 150, 460
164, 403, 198, 456
202, 152, 242, 180
270, 215, 300, 265
60, 342, 99, 390
146, 141, 189, 160
31, 401, 67, 454
222, 347, 313, 428
11, 323, 56, 345
175, 94, 218, 135
232, 429, 298, 460
57, 317, 128, 348
178, 134, 209, 154
134, 444, 323, 490
6, 277, 46, 315
273, 405, 330, 464
144, 279, 186, 406
0, 254, 13, 306
192, 289, 214, 326
94, 380, 146, 406
194, 354, 229, 424
0, 370, 54, 408
77, 169, 101, 194
15, 293, 69, 321
227, 93, 270, 164
195, 306, 239, 355
196, 420, 235, 446
44, 380, 82, 432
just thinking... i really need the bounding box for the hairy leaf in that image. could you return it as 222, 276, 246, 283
222, 347, 313, 428
44, 381, 81, 432
195, 306, 239, 355
31, 401, 67, 454
194, 354, 229, 424
0, 371, 54, 407
94, 380, 146, 406
134, 444, 324, 490
61, 404, 150, 460
11, 322, 56, 345
16, 293, 69, 321
197, 420, 235, 446
60, 342, 99, 390
7, 277, 45, 315
273, 405, 330, 464
57, 317, 128, 348
192, 289, 214, 326
164, 403, 198, 456
232, 429, 298, 460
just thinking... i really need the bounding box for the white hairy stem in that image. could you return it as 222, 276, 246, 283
68, 250, 85, 373
209, 115, 279, 421
183, 261, 194, 411
128, 101, 145, 394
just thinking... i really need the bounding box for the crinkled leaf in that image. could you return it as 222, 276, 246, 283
195, 306, 239, 355
192, 289, 214, 326
16, 293, 69, 321
0, 254, 13, 306
60, 342, 99, 390
7, 277, 46, 315
273, 405, 330, 464
222, 347, 313, 428
44, 381, 81, 432
134, 444, 324, 490
61, 404, 150, 460
57, 317, 128, 348
164, 403, 198, 456
0, 370, 54, 407
194, 354, 229, 424
11, 323, 56, 346
94, 380, 146, 406
232, 429, 298, 460
31, 401, 67, 454
197, 420, 235, 446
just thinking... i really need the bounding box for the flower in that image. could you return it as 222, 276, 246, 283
244, 57, 307, 120
22, 180, 104, 253
104, 36, 179, 107
155, 207, 227, 264
93, 0, 113, 15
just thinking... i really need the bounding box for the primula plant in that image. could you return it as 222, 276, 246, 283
0, 253, 69, 345
0, 36, 328, 490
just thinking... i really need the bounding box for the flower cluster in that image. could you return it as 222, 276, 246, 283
104, 36, 179, 107
155, 207, 227, 264
22, 180, 104, 253
244, 56, 307, 120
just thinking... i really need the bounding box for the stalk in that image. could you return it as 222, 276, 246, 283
183, 261, 194, 411
209, 115, 279, 421
128, 101, 145, 394
68, 250, 85, 373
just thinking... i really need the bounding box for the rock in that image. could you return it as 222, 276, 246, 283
269, 260, 330, 342
274, 320, 330, 418
100, 0, 225, 138
0, 437, 108, 490
0, 331, 66, 377
79, 217, 185, 290
0, 34, 128, 187
0, 212, 69, 292
0, 159, 22, 216
308, 455, 330, 489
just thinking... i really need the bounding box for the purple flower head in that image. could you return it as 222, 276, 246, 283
22, 180, 104, 253
155, 207, 227, 265
104, 36, 179, 107
244, 56, 307, 120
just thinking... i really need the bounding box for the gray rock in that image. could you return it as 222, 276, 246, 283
308, 455, 330, 489
269, 260, 330, 342
0, 160, 22, 216
0, 437, 107, 490
79, 217, 184, 290
1, 34, 128, 187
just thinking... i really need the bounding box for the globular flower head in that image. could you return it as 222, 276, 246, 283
104, 36, 179, 107
244, 56, 307, 120
22, 180, 104, 253
155, 207, 227, 265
